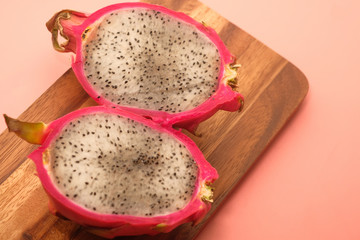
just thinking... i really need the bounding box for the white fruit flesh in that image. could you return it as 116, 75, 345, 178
83, 8, 221, 113
49, 113, 198, 216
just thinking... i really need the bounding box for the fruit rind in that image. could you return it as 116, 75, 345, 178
3, 114, 48, 144
46, 10, 89, 52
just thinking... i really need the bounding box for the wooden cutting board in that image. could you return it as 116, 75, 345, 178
0, 0, 308, 239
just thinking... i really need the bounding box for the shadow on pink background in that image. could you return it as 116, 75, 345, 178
0, 0, 359, 239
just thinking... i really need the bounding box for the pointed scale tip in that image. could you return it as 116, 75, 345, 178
3, 114, 47, 145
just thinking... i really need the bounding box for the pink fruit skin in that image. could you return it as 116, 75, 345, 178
28, 106, 218, 237
54, 2, 244, 133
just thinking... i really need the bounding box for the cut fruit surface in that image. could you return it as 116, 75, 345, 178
83, 8, 221, 113
48, 112, 198, 216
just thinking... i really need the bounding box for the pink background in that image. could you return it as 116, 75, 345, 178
1, 0, 359, 239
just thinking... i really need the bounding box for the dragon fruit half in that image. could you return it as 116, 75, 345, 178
4, 106, 217, 237
46, 2, 243, 133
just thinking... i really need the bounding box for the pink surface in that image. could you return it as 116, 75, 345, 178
0, 0, 359, 239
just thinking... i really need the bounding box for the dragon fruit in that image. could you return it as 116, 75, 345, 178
46, 2, 244, 133
3, 3, 245, 237
4, 106, 217, 238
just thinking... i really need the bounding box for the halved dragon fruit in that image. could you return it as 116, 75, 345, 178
47, 2, 243, 132
3, 3, 245, 237
4, 106, 217, 238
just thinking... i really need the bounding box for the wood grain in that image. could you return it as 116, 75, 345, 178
0, 0, 308, 239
